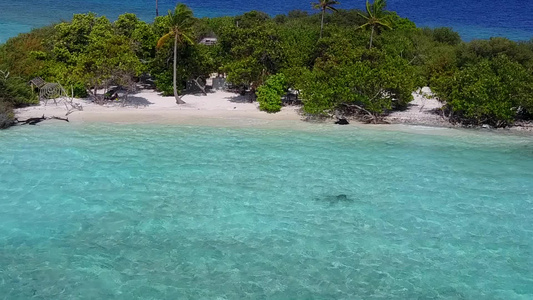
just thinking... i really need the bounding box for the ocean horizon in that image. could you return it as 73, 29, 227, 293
0, 0, 532, 43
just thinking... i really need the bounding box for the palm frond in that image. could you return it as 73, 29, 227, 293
312, 0, 339, 11
156, 32, 173, 49
375, 20, 392, 29
179, 32, 195, 45
365, 0, 372, 16
375, 0, 387, 13
357, 11, 369, 20
158, 3, 196, 48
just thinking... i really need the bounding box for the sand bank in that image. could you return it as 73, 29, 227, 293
15, 88, 445, 127
15, 88, 533, 133
15, 90, 302, 127
384, 87, 451, 127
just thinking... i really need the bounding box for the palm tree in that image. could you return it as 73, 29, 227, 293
156, 0, 159, 17
157, 4, 195, 104
312, 0, 339, 39
358, 0, 392, 49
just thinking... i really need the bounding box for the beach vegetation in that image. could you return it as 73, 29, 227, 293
52, 14, 144, 100
358, 0, 393, 49
312, 0, 340, 39
217, 12, 284, 92
257, 73, 287, 113
430, 27, 461, 46
298, 45, 417, 122
0, 74, 37, 128
1, 3, 532, 128
156, 3, 196, 104
425, 37, 533, 126
432, 55, 533, 126
0, 101, 14, 129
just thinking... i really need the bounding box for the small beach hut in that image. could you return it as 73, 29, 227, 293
29, 77, 69, 105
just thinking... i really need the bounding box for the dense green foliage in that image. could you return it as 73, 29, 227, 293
0, 75, 38, 128
429, 38, 533, 126
359, 0, 393, 49
257, 73, 287, 113
1, 1, 532, 128
299, 46, 417, 121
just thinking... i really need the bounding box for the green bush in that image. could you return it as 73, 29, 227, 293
153, 70, 175, 96
257, 73, 286, 113
0, 102, 15, 129
433, 55, 533, 127
70, 82, 89, 98
0, 77, 38, 107
298, 44, 418, 121
432, 27, 461, 45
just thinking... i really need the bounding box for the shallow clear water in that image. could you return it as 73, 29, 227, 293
0, 124, 532, 298
1, 0, 532, 43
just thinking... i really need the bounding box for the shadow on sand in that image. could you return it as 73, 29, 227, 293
226, 93, 255, 103
120, 95, 154, 107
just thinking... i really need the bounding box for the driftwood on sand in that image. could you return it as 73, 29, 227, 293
16, 115, 69, 126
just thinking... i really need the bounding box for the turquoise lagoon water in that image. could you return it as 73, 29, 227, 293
0, 124, 532, 299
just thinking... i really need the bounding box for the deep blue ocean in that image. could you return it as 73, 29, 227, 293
0, 0, 532, 43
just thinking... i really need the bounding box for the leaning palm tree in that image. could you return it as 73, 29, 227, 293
157, 3, 195, 104
312, 0, 340, 39
358, 0, 392, 49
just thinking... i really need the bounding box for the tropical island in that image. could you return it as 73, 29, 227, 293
1, 0, 532, 130
1, 2, 533, 298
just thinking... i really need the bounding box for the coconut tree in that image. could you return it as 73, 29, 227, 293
157, 3, 195, 104
358, 0, 392, 49
312, 0, 340, 39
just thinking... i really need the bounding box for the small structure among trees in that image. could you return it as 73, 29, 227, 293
30, 77, 70, 105
39, 82, 69, 106
199, 37, 217, 46
29, 77, 82, 114
29, 77, 46, 90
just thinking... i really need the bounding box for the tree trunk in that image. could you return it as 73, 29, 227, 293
193, 77, 208, 96
155, 0, 159, 17
173, 33, 185, 104
369, 26, 374, 49
320, 9, 325, 39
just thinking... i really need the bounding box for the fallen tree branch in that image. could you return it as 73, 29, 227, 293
50, 116, 69, 122
341, 103, 378, 123
17, 115, 46, 125
17, 115, 69, 126
192, 77, 208, 96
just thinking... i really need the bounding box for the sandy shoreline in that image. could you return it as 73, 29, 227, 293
14, 88, 533, 134
15, 90, 302, 126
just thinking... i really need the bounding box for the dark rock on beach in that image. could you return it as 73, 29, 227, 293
335, 118, 349, 125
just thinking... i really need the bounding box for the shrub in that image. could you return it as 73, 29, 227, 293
0, 102, 15, 129
433, 55, 533, 127
432, 27, 461, 46
257, 73, 286, 113
153, 70, 175, 96
0, 75, 37, 129
0, 76, 38, 107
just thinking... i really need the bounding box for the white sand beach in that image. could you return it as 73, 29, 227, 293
14, 88, 533, 132
384, 87, 450, 127
15, 88, 446, 127
15, 90, 303, 127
